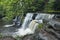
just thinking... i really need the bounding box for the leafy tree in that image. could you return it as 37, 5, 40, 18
0, 0, 21, 21
44, 0, 55, 12
0, 0, 60, 22
53, 0, 60, 11
25, 0, 45, 12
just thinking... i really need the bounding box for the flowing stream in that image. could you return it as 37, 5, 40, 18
21, 13, 33, 29
12, 13, 54, 37
0, 13, 55, 40
4, 16, 21, 27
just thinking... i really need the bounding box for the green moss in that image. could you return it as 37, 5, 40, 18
15, 36, 22, 40
0, 33, 3, 38
38, 23, 44, 29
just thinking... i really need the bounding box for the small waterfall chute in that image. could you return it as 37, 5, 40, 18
4, 16, 21, 27
13, 16, 17, 23
28, 20, 43, 32
4, 24, 15, 27
35, 13, 54, 20
13, 20, 43, 37
15, 16, 21, 26
13, 13, 34, 37
28, 20, 39, 31
12, 13, 54, 37
21, 13, 33, 29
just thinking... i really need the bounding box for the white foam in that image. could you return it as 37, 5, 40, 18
4, 24, 14, 27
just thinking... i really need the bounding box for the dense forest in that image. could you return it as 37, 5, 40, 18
0, 0, 60, 40
0, 0, 60, 21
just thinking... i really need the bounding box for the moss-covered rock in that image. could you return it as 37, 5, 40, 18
38, 23, 44, 29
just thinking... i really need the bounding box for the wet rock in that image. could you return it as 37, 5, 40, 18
22, 34, 45, 40
54, 24, 60, 30
47, 20, 60, 31
0, 36, 15, 40
44, 24, 60, 40
32, 14, 37, 20
22, 29, 48, 40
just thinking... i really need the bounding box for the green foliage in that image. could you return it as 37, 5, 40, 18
15, 36, 22, 40
38, 23, 44, 29
26, 0, 45, 12
0, 0, 60, 22
0, 0, 36, 21
53, 0, 60, 11
0, 33, 2, 38
44, 0, 55, 12
0, 0, 22, 21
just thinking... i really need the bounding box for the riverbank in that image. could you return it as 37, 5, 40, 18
0, 28, 58, 40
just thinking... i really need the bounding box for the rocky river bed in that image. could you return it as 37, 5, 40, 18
0, 13, 60, 40
0, 28, 59, 40
0, 24, 59, 40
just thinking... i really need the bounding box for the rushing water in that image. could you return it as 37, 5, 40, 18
35, 13, 54, 20
4, 16, 21, 27
13, 16, 21, 26
13, 20, 43, 37
28, 20, 43, 33
13, 13, 34, 36
21, 13, 33, 29
0, 13, 55, 39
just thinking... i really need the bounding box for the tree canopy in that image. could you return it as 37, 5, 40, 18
0, 0, 60, 21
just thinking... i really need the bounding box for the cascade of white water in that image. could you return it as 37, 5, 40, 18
4, 16, 21, 27
13, 13, 34, 37
4, 16, 18, 27
35, 13, 54, 20
13, 13, 54, 37
16, 16, 21, 26
4, 24, 14, 27
48, 14, 54, 19
35, 13, 48, 20
28, 20, 43, 32
27, 13, 54, 34
21, 13, 33, 29
35, 14, 42, 20
13, 20, 43, 37
28, 20, 39, 32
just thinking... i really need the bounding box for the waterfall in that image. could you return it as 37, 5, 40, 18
28, 20, 39, 32
12, 13, 54, 37
35, 14, 42, 20
21, 13, 33, 29
35, 13, 54, 20
27, 20, 43, 33
13, 13, 34, 37
13, 16, 18, 26
13, 20, 43, 37
4, 16, 21, 27
4, 24, 14, 27
15, 16, 21, 26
